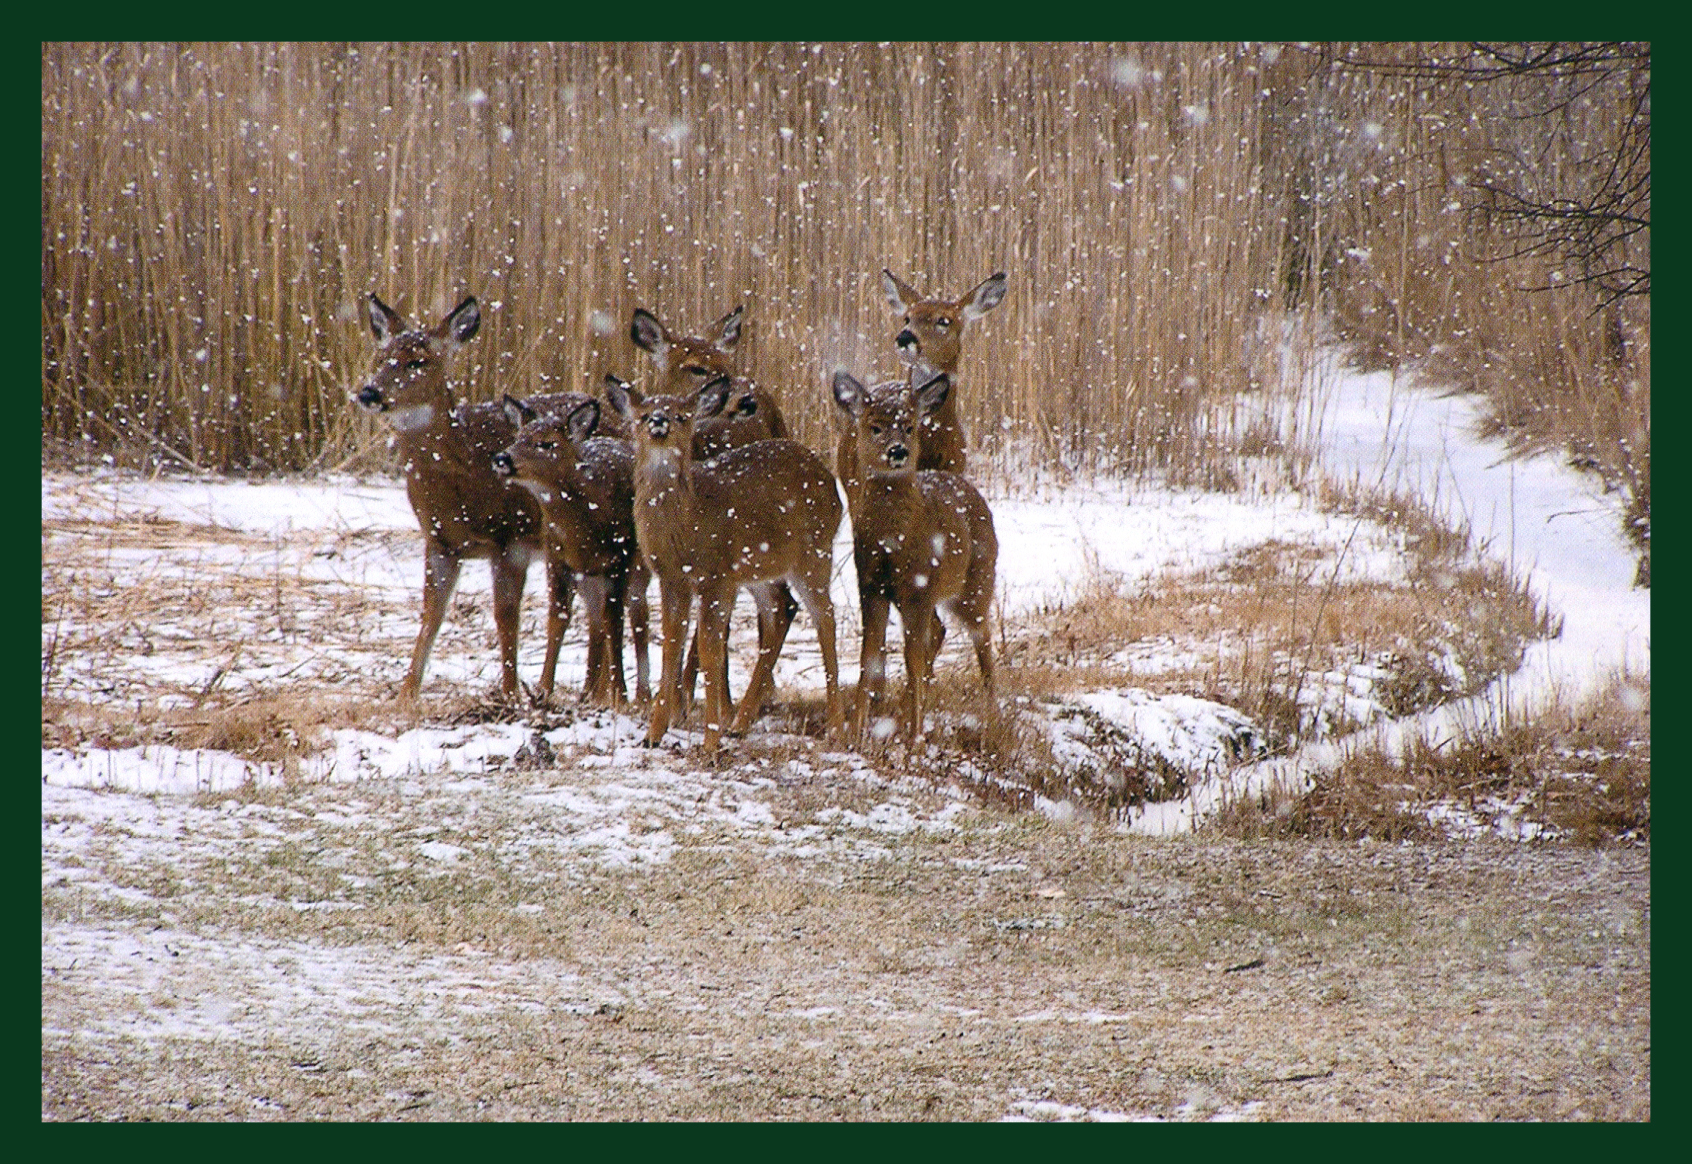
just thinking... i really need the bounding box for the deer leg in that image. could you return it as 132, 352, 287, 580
854, 591, 891, 741
604, 570, 629, 708
536, 557, 575, 705
490, 545, 530, 704
628, 558, 651, 705
901, 599, 937, 741
646, 577, 691, 746
790, 567, 842, 739
728, 583, 794, 737
577, 574, 615, 705
402, 542, 461, 702
698, 586, 736, 751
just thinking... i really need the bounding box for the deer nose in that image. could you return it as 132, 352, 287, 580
885, 443, 910, 468
492, 452, 515, 477
895, 329, 919, 351
356, 385, 384, 410
648, 415, 670, 438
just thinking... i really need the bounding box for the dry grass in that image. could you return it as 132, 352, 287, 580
43, 42, 1302, 481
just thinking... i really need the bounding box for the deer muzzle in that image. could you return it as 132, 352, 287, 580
355, 385, 384, 411
884, 443, 910, 469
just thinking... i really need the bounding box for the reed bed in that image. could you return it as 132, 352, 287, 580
43, 41, 1647, 535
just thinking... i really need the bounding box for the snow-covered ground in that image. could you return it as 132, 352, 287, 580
42, 356, 1648, 835
40, 357, 1652, 1121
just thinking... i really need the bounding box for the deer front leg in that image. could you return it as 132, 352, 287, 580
698, 585, 737, 751
901, 598, 938, 742
536, 557, 575, 705
854, 592, 891, 741
647, 577, 692, 746
628, 559, 652, 705
402, 541, 462, 703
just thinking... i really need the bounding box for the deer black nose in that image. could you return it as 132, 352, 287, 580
492, 452, 515, 476
648, 415, 670, 438
895, 329, 918, 350
356, 385, 383, 410
885, 443, 910, 468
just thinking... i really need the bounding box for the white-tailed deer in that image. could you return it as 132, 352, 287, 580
355, 293, 579, 704
834, 269, 1007, 513
832, 370, 997, 742
629, 304, 797, 712
629, 305, 790, 457
606, 373, 844, 751
493, 395, 651, 708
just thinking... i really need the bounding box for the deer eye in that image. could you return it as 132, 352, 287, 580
684, 365, 710, 377
935, 317, 952, 329
537, 439, 557, 452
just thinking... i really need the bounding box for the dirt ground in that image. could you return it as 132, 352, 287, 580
42, 753, 1650, 1122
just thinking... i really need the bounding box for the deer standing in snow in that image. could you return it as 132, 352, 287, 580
493, 395, 650, 707
833, 369, 997, 742
606, 373, 843, 751
355, 293, 577, 704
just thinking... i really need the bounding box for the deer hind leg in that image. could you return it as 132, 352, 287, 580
576, 574, 622, 707
490, 545, 534, 704
536, 557, 575, 705
725, 582, 793, 738
787, 562, 843, 739
403, 542, 462, 702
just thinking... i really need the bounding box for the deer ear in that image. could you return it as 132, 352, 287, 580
696, 375, 733, 419
712, 305, 744, 351
630, 309, 666, 356
502, 393, 537, 429
604, 375, 636, 418
442, 296, 481, 345
882, 269, 920, 311
567, 398, 601, 442
961, 272, 1007, 319
913, 372, 951, 415
831, 370, 866, 416
368, 293, 403, 341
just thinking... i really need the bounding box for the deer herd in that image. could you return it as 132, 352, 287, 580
355, 270, 1008, 751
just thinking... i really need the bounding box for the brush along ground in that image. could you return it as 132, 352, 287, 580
42, 474, 1646, 1120
44, 760, 1649, 1121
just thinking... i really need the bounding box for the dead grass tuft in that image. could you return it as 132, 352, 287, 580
1221, 674, 1649, 844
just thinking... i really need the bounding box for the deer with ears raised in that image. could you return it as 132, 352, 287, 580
833, 369, 997, 743
493, 395, 650, 708
355, 293, 579, 705
606, 373, 844, 752
629, 305, 789, 458
834, 269, 1007, 514
629, 304, 797, 714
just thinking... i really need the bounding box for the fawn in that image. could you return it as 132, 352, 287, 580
629, 305, 789, 458
355, 293, 576, 704
832, 369, 998, 742
493, 394, 651, 708
606, 373, 843, 751
834, 269, 1007, 513
630, 303, 796, 712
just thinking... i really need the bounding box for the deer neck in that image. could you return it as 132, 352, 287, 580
861, 467, 925, 532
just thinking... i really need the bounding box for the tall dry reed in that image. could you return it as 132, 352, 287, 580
42, 40, 1647, 528
42, 42, 1301, 479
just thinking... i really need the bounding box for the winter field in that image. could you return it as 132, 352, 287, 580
41, 359, 1650, 1120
